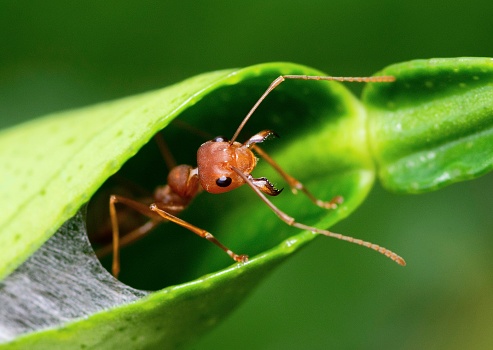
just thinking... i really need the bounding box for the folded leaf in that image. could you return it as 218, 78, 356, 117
0, 62, 375, 348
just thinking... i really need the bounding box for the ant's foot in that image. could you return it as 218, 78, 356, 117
233, 254, 249, 263
318, 195, 344, 209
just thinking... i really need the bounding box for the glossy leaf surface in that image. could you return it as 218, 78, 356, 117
364, 57, 493, 193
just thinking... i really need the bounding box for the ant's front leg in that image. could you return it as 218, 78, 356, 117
230, 166, 406, 266
251, 144, 343, 209
149, 203, 249, 263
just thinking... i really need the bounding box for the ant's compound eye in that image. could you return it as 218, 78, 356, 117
212, 136, 228, 142
216, 176, 232, 187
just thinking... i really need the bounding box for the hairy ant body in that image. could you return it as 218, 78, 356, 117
96, 74, 405, 278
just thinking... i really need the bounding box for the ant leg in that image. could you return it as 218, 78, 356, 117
251, 145, 343, 209
104, 195, 166, 278
154, 133, 177, 171
149, 203, 249, 263
95, 221, 160, 258
172, 119, 214, 140
231, 166, 406, 266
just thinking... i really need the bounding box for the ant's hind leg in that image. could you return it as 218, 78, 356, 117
251, 145, 343, 209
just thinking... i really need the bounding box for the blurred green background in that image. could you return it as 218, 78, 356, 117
1, 1, 493, 349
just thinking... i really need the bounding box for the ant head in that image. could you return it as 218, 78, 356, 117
197, 136, 257, 194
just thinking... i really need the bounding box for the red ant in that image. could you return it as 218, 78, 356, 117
96, 74, 405, 278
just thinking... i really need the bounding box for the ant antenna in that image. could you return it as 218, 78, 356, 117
229, 74, 395, 144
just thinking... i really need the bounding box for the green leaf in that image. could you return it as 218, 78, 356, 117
0, 62, 376, 348
363, 57, 493, 193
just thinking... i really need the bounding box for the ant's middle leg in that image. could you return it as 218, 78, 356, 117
251, 144, 343, 209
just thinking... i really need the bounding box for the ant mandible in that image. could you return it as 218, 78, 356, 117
97, 74, 406, 278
